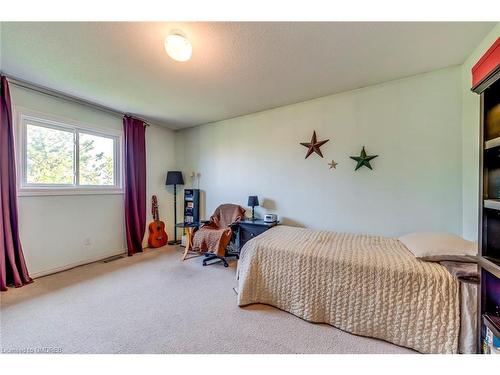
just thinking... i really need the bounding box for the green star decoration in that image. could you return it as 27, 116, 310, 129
350, 146, 378, 171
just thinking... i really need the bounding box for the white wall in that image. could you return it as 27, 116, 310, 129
461, 24, 500, 241
9, 24, 497, 276
176, 67, 463, 237
11, 85, 176, 277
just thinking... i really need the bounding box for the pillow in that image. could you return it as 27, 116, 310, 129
398, 232, 477, 262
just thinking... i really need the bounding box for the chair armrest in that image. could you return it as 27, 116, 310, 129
199, 220, 213, 230
228, 222, 239, 230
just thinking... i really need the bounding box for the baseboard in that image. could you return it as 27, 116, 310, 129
30, 250, 127, 279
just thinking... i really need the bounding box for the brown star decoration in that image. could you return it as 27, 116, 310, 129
328, 160, 338, 169
300, 131, 329, 159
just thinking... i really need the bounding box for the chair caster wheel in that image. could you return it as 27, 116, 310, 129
202, 262, 207, 266
223, 262, 229, 267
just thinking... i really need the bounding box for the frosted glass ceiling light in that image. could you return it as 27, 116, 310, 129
165, 32, 192, 62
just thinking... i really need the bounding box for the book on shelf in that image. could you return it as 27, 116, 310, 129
483, 315, 500, 354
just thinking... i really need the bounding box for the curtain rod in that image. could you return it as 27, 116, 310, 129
2, 73, 152, 127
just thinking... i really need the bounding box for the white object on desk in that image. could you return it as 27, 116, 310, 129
264, 214, 278, 223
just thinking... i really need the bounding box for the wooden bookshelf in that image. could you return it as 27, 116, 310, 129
472, 38, 500, 353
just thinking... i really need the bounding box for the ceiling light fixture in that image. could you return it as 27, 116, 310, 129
165, 31, 192, 62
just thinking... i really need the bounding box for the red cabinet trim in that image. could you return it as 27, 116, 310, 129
472, 37, 500, 90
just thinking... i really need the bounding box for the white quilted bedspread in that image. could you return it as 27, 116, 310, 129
237, 226, 460, 354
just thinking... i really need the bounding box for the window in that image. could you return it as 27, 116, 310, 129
26, 123, 74, 185
18, 112, 122, 195
78, 133, 115, 186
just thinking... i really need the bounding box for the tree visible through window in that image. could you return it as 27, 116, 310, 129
79, 133, 114, 186
22, 116, 120, 190
27, 124, 74, 184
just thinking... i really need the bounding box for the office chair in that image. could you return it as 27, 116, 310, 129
192, 204, 245, 267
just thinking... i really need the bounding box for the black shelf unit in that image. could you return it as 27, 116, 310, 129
474, 65, 500, 353
183, 189, 200, 225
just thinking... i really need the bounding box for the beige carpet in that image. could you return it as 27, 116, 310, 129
1, 246, 415, 354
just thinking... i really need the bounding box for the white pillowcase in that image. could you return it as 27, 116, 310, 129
398, 232, 477, 262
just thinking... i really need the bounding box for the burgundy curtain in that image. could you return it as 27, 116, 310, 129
0, 76, 32, 291
123, 116, 147, 256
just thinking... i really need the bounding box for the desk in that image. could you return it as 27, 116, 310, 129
177, 219, 279, 261
237, 219, 279, 251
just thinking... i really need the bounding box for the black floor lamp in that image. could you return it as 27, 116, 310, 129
166, 171, 184, 245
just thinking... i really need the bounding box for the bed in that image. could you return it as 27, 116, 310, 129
237, 225, 476, 354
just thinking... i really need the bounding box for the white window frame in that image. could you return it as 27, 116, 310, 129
16, 108, 124, 196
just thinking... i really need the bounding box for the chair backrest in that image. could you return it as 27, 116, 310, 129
211, 204, 246, 228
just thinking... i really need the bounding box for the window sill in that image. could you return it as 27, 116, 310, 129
18, 188, 124, 197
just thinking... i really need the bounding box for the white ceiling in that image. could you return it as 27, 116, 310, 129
0, 22, 495, 129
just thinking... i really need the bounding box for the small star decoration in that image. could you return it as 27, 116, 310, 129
350, 146, 378, 171
328, 160, 338, 169
300, 131, 329, 159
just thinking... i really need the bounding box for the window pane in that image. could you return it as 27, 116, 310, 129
26, 124, 74, 185
79, 133, 115, 186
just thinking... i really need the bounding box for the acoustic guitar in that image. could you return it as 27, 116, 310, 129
148, 195, 168, 248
